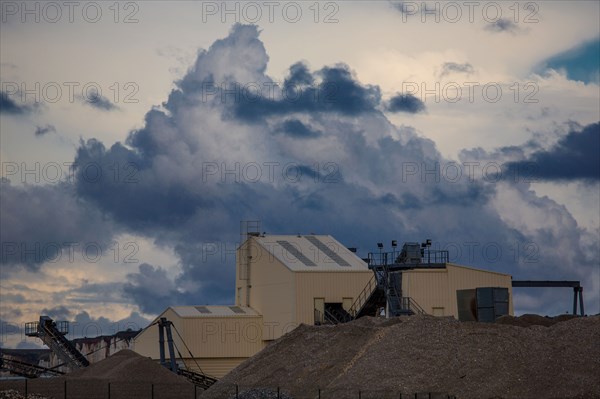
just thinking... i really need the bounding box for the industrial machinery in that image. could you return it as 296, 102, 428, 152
156, 317, 218, 390
0, 352, 65, 378
25, 316, 89, 369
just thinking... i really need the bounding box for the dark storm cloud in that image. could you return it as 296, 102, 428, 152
0, 180, 115, 270
73, 138, 209, 230
385, 93, 426, 114
284, 62, 314, 88
3, 23, 594, 317
277, 119, 322, 139
79, 92, 118, 111
123, 263, 197, 314
504, 122, 599, 181
440, 62, 474, 77
34, 124, 56, 137
228, 64, 381, 122
485, 18, 520, 33
0, 91, 34, 115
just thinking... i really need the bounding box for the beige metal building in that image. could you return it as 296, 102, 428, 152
401, 263, 514, 317
133, 305, 264, 378
134, 233, 513, 378
134, 234, 372, 377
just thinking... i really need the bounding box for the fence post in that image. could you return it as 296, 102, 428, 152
236, 384, 239, 399
359, 390, 362, 399
151, 383, 154, 399
194, 384, 197, 399
318, 388, 321, 399
277, 387, 280, 399
64, 380, 67, 399
108, 382, 111, 399
25, 379, 27, 399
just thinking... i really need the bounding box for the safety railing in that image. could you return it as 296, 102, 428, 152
348, 274, 378, 318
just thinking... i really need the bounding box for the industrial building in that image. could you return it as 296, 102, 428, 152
133, 229, 514, 378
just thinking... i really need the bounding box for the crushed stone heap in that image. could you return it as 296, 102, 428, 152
203, 315, 600, 399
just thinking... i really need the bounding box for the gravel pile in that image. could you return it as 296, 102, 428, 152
66, 349, 186, 383
230, 388, 294, 399
203, 315, 600, 399
0, 390, 49, 399
0, 350, 195, 399
495, 313, 578, 327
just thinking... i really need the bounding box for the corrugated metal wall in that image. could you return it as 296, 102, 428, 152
182, 316, 265, 357
183, 357, 249, 379
295, 271, 372, 325
401, 268, 449, 316
245, 238, 296, 340
401, 264, 513, 318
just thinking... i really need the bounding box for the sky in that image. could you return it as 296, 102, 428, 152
1, 1, 599, 349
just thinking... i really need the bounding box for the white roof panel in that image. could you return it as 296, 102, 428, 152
253, 235, 369, 272
170, 305, 261, 318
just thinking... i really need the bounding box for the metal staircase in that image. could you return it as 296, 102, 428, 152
324, 303, 353, 324
25, 316, 89, 369
0, 352, 65, 378
327, 267, 427, 324
178, 368, 218, 390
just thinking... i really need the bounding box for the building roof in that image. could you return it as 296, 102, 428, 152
252, 234, 369, 272
170, 305, 261, 318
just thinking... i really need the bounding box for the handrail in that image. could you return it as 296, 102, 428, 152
348, 274, 377, 318
405, 297, 427, 314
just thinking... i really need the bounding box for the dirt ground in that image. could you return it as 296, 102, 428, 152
202, 315, 600, 399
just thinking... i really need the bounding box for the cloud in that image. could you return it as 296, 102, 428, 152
41, 305, 73, 321
79, 92, 118, 111
485, 18, 520, 33
385, 93, 426, 113
276, 119, 322, 139
0, 180, 116, 271
68, 24, 598, 315
440, 62, 475, 77
3, 23, 597, 319
123, 263, 194, 314
34, 124, 56, 137
503, 122, 599, 181
16, 341, 43, 349
0, 91, 34, 115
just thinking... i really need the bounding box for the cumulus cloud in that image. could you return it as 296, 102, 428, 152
34, 124, 56, 137
0, 91, 35, 115
440, 62, 475, 77
503, 122, 599, 181
385, 93, 426, 113
2, 24, 598, 319
485, 18, 521, 34
79, 91, 118, 111
0, 180, 116, 271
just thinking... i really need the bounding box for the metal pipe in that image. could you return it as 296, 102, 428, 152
164, 320, 178, 372
158, 319, 166, 367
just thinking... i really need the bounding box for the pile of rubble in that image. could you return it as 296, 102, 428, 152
203, 315, 600, 399
0, 350, 194, 399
